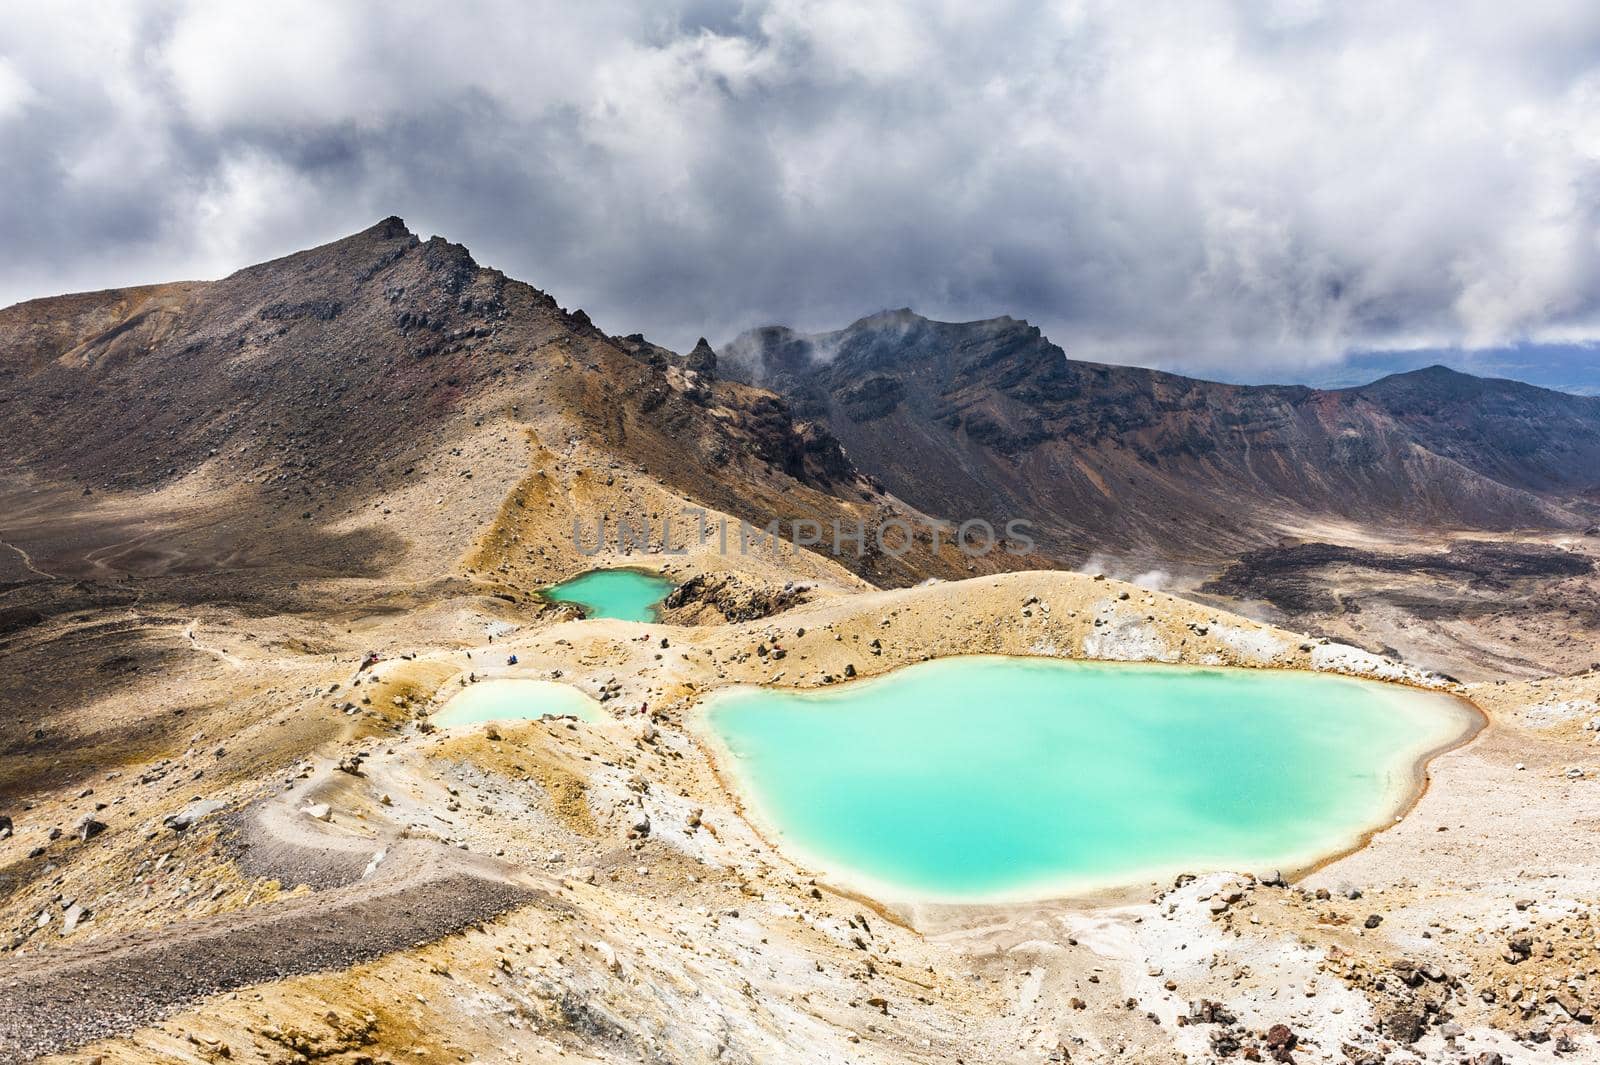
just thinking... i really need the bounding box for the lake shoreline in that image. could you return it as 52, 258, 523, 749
691, 654, 1487, 920
537, 566, 676, 623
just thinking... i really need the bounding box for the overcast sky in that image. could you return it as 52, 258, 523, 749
2, 1, 1599, 377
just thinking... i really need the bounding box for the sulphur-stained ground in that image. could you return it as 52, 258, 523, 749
2, 554, 1597, 1065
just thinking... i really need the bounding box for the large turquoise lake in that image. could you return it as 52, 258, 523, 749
705, 657, 1476, 902
541, 569, 675, 622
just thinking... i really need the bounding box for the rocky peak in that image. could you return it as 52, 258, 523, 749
685, 337, 717, 376
369, 215, 414, 241
219, 216, 421, 293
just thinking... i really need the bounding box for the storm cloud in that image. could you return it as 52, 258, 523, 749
2, 0, 1599, 375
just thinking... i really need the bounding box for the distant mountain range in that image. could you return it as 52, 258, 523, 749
721, 310, 1600, 562
1242, 346, 1600, 397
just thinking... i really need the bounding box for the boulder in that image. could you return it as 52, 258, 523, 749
1550, 992, 1594, 1023
1340, 1043, 1383, 1065
1187, 1000, 1236, 1025
1381, 1010, 1423, 1044
1265, 1023, 1297, 1062
165, 799, 225, 832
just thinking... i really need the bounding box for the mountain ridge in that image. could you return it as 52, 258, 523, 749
7, 225, 1596, 592
720, 310, 1600, 562
0, 219, 991, 595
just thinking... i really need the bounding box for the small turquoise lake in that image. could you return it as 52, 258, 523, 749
542, 569, 676, 622
705, 657, 1477, 902
435, 679, 603, 726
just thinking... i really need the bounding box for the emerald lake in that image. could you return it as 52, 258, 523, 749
434, 679, 603, 726
705, 657, 1477, 902
541, 569, 676, 622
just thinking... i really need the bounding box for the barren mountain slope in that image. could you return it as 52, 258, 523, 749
0, 221, 1002, 594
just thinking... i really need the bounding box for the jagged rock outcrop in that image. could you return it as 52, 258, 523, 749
685, 337, 717, 376
660, 573, 810, 624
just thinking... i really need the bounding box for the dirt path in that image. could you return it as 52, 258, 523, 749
0, 752, 545, 1062
0, 535, 55, 584
182, 618, 247, 668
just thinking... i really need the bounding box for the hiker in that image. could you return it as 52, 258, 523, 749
507, 654, 518, 665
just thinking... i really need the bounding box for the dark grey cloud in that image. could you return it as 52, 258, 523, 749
2, 0, 1599, 376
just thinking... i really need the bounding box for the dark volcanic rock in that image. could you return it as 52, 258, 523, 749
1381, 1009, 1425, 1044
721, 310, 1600, 561
662, 573, 809, 623
685, 337, 718, 376
1202, 540, 1595, 614
0, 607, 45, 636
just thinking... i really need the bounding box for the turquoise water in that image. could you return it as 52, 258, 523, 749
434, 679, 603, 726
542, 569, 676, 622
705, 657, 1475, 902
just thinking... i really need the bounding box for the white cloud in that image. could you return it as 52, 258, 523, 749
0, 0, 1598, 374
0, 57, 35, 120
